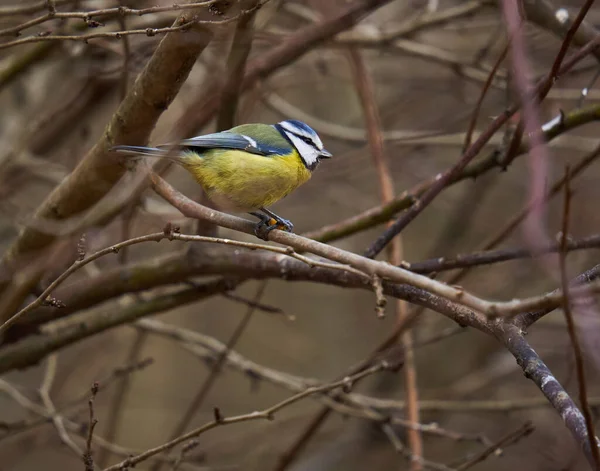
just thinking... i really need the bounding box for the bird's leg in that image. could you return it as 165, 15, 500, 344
249, 209, 294, 241
260, 207, 294, 233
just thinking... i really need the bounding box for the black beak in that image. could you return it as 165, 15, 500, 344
319, 149, 332, 158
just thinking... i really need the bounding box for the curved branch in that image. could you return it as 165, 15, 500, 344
18, 242, 485, 337
150, 175, 531, 317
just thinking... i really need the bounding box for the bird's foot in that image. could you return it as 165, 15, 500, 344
250, 212, 294, 241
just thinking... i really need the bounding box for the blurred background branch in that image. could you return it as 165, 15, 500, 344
1, 0, 600, 470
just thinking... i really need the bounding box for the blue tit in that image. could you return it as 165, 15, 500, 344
111, 120, 332, 240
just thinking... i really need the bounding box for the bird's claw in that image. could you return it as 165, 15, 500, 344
253, 216, 294, 241
254, 222, 275, 241
274, 217, 294, 233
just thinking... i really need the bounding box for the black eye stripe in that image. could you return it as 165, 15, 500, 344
292, 133, 316, 147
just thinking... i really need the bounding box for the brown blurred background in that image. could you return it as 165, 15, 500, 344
0, 0, 600, 470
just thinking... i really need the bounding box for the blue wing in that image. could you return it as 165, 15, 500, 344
159, 132, 274, 156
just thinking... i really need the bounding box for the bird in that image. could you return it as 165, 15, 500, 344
111, 119, 332, 240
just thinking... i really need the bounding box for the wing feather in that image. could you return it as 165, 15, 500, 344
159, 132, 272, 156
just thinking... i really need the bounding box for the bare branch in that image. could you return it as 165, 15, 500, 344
306, 103, 600, 244
0, 279, 233, 374
0, 229, 367, 336
0, 4, 225, 320
559, 166, 600, 469
103, 362, 395, 471
406, 233, 600, 274
498, 324, 599, 468
363, 24, 600, 258
216, 0, 259, 131
83, 382, 99, 471
176, 0, 395, 134
0, 11, 255, 51
153, 280, 267, 471
454, 422, 534, 471
0, 0, 73, 17
348, 46, 422, 468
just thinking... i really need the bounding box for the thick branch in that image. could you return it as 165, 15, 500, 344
19, 245, 487, 335
0, 280, 232, 374
0, 5, 221, 320
496, 323, 600, 468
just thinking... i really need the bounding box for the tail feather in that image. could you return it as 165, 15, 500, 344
110, 145, 167, 157
111, 145, 200, 169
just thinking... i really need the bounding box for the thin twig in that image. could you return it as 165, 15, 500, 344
544, 0, 597, 94
103, 362, 393, 471
0, 0, 73, 17
302, 102, 600, 244
0, 358, 153, 441
522, 0, 600, 63
406, 233, 600, 274
0, 376, 186, 466
517, 263, 600, 328
137, 318, 474, 441
222, 291, 287, 317
381, 423, 453, 471
117, 0, 130, 101
454, 422, 534, 471
171, 440, 199, 471
0, 230, 367, 336
362, 22, 600, 259
153, 281, 268, 471
0, 1, 221, 36
39, 354, 87, 460
0, 14, 246, 51
463, 41, 509, 152
348, 47, 422, 468
96, 331, 147, 467
501, 0, 552, 275
83, 381, 100, 471
215, 0, 259, 131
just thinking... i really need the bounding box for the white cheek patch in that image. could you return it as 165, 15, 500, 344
286, 132, 319, 167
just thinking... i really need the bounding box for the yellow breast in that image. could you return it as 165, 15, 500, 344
182, 149, 312, 212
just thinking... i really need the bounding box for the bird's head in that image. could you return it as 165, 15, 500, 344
275, 119, 332, 171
